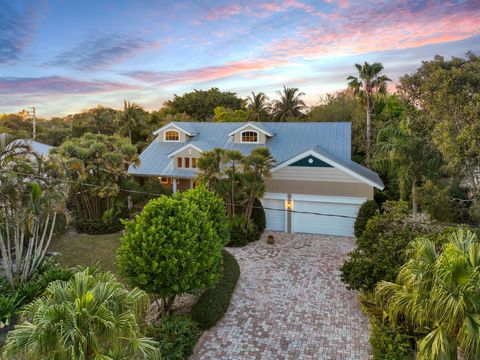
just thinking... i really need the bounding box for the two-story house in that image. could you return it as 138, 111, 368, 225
128, 121, 384, 236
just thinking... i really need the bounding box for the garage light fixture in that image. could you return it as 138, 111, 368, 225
285, 193, 294, 210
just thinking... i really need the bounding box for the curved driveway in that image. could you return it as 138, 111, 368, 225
192, 233, 371, 359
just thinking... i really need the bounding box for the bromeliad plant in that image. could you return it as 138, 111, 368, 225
375, 229, 480, 359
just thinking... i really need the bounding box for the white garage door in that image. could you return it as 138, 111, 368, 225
293, 200, 360, 236
262, 198, 285, 232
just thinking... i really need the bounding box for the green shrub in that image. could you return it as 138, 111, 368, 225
228, 215, 258, 247
117, 187, 225, 314
75, 217, 123, 234
250, 198, 266, 236
180, 185, 230, 245
370, 319, 414, 360
341, 201, 432, 291
148, 316, 199, 360
0, 296, 19, 329
354, 200, 378, 238
191, 250, 240, 329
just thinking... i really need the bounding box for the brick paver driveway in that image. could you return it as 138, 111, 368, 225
192, 232, 371, 360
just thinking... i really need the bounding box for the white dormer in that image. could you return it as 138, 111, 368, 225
152, 123, 197, 143
228, 122, 273, 144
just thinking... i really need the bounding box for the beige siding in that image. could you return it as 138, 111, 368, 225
265, 179, 373, 199
272, 166, 360, 182
233, 126, 267, 144
173, 147, 201, 170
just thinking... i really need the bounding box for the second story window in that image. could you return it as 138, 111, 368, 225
185, 158, 190, 168
192, 158, 197, 168
177, 157, 183, 168
241, 131, 258, 143
165, 130, 180, 142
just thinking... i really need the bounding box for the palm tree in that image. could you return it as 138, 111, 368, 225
272, 86, 306, 121
374, 117, 440, 214
375, 229, 480, 359
347, 62, 391, 164
241, 147, 274, 228
196, 148, 225, 194
3, 268, 158, 359
246, 92, 271, 121
223, 150, 243, 217
121, 100, 146, 143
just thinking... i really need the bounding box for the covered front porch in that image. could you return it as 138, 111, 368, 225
157, 176, 196, 193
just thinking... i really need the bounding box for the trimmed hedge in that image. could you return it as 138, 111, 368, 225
191, 250, 240, 329
370, 319, 414, 360
147, 315, 199, 360
354, 200, 379, 239
75, 218, 123, 235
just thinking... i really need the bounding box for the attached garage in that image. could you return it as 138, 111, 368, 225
262, 193, 365, 237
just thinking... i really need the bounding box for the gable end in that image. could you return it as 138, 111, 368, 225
290, 156, 332, 168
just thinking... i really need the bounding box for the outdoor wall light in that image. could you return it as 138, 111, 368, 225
285, 193, 294, 210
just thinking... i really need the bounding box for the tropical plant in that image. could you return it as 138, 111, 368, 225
246, 92, 271, 121
2, 268, 158, 359
272, 86, 306, 121
52, 133, 139, 221
117, 187, 224, 316
120, 100, 147, 143
70, 106, 119, 137
196, 148, 225, 194
354, 200, 379, 239
375, 229, 480, 359
241, 147, 274, 229
0, 151, 67, 286
223, 150, 244, 217
374, 116, 441, 214
347, 62, 391, 164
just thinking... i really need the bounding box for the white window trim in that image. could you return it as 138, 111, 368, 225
159, 177, 169, 184
240, 130, 259, 144
164, 130, 181, 142
228, 122, 273, 137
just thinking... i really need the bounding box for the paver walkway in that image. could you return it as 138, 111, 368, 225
192, 232, 371, 360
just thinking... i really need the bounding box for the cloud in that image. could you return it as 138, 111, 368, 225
45, 35, 160, 71
267, 1, 480, 59
0, 2, 36, 63
124, 58, 288, 85
0, 76, 139, 95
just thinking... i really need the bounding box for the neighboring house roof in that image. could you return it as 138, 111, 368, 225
129, 121, 384, 189
10, 139, 53, 158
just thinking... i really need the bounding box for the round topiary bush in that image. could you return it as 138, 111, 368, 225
354, 200, 379, 239
117, 187, 225, 314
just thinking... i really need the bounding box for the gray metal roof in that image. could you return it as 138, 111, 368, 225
10, 139, 54, 158
129, 122, 384, 189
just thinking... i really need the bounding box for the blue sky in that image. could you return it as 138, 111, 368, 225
1, 0, 479, 117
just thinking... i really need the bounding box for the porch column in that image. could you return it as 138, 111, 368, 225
172, 177, 177, 193
190, 178, 194, 189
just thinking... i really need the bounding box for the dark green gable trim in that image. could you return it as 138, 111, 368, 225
289, 156, 333, 167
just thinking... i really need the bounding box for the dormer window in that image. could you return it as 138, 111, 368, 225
241, 131, 258, 143
165, 130, 180, 142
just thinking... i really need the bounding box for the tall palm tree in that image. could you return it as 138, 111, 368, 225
375, 229, 480, 359
3, 268, 158, 359
272, 86, 306, 121
374, 117, 440, 214
121, 100, 146, 143
196, 148, 225, 194
241, 147, 274, 228
246, 92, 271, 121
223, 150, 243, 217
347, 62, 391, 164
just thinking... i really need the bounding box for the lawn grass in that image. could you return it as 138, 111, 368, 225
48, 231, 122, 275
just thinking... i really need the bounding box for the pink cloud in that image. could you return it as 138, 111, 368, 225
0, 76, 139, 95
206, 4, 243, 20
124, 58, 288, 85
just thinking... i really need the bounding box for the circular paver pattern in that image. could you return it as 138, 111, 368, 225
192, 232, 371, 360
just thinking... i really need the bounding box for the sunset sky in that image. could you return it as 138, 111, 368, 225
1, 0, 480, 117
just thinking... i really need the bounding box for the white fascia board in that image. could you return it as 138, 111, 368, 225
263, 192, 367, 205
152, 123, 196, 136
227, 122, 273, 137
272, 149, 382, 189
167, 144, 204, 158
